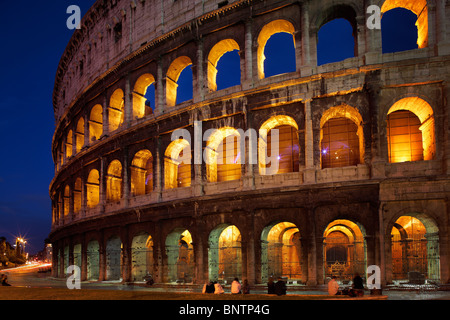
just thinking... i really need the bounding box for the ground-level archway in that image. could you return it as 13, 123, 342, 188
261, 222, 302, 284
208, 224, 242, 283
131, 233, 154, 282
165, 229, 194, 283
391, 214, 440, 282
323, 219, 367, 282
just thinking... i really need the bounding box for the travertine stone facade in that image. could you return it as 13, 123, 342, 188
50, 0, 450, 286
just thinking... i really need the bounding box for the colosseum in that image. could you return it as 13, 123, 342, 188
49, 0, 450, 289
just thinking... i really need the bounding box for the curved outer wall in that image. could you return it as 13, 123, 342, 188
50, 0, 450, 286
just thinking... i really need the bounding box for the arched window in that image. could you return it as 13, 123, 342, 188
74, 178, 82, 214
320, 105, 364, 169
257, 19, 296, 79
131, 150, 153, 196
381, 8, 418, 53
381, 0, 428, 50
259, 115, 299, 175
66, 131, 73, 159
106, 160, 123, 202
317, 18, 355, 65
166, 56, 193, 107
207, 39, 240, 92
86, 169, 100, 208
63, 185, 70, 217
75, 118, 85, 153
165, 139, 191, 189
205, 127, 242, 182
386, 97, 435, 163
109, 89, 124, 132
315, 4, 358, 66
133, 73, 155, 118
89, 104, 103, 143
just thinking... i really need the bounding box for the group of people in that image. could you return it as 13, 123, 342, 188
202, 278, 250, 294
203, 276, 287, 296
328, 273, 364, 297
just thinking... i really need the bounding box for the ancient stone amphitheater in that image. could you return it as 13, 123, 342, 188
49, 0, 449, 287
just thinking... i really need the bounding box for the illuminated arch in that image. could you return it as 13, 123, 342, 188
106, 160, 123, 202
164, 139, 191, 189
205, 127, 242, 182
391, 214, 440, 281
207, 39, 240, 92
387, 97, 435, 162
66, 130, 73, 159
259, 115, 299, 175
86, 169, 100, 208
257, 19, 296, 79
109, 89, 124, 132
208, 224, 242, 282
166, 56, 193, 107
320, 105, 364, 168
75, 118, 85, 153
131, 149, 153, 196
323, 219, 367, 281
63, 185, 70, 217
381, 0, 428, 49
261, 222, 302, 283
133, 73, 155, 119
74, 177, 82, 214
89, 104, 103, 143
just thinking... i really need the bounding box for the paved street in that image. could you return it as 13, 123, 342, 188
1, 263, 450, 300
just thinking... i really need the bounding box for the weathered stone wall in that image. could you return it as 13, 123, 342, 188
50, 0, 450, 286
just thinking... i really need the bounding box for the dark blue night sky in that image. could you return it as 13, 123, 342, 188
0, 2, 417, 255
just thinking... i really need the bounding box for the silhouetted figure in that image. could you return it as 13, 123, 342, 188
242, 279, 250, 294
274, 277, 286, 296
267, 277, 275, 294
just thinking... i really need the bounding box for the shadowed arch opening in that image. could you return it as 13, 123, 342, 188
87, 240, 100, 281
74, 177, 82, 214
208, 224, 242, 283
257, 19, 296, 79
318, 18, 355, 65
131, 232, 154, 282
165, 229, 194, 283
106, 236, 122, 281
